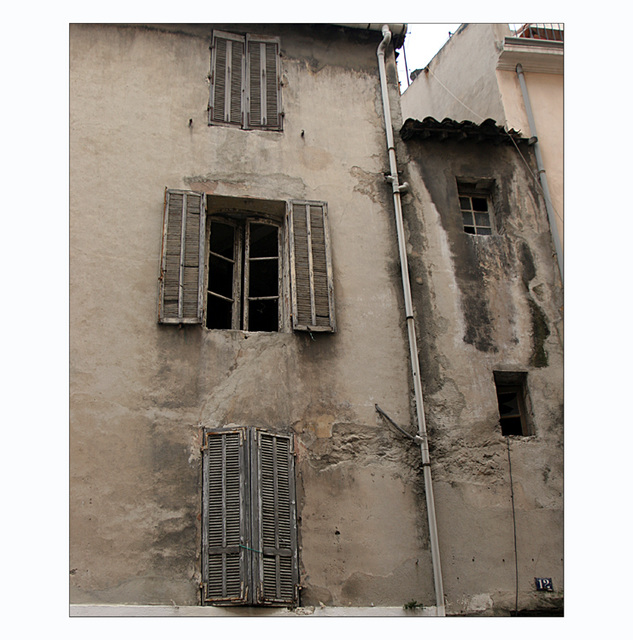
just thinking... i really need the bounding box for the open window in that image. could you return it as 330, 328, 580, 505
457, 179, 495, 236
493, 371, 533, 436
158, 190, 336, 333
201, 428, 299, 606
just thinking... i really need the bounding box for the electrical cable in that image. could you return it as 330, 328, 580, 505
506, 436, 519, 615
426, 66, 564, 228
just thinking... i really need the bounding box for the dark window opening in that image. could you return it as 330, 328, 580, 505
206, 218, 280, 332
494, 371, 533, 436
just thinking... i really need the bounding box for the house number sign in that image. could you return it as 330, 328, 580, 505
534, 577, 553, 591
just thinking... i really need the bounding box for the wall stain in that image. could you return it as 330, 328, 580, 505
528, 298, 550, 368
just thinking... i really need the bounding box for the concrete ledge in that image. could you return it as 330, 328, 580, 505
70, 604, 441, 617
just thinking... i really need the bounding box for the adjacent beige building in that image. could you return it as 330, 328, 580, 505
70, 23, 563, 616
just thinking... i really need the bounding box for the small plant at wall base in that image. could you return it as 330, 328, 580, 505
403, 600, 424, 610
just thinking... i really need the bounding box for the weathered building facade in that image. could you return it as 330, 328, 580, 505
70, 22, 563, 616
398, 116, 564, 614
401, 24, 563, 274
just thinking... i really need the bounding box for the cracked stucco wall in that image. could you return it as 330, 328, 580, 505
70, 23, 434, 608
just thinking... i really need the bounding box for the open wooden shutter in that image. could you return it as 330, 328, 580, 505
253, 431, 298, 605
202, 429, 249, 605
209, 31, 245, 127
158, 189, 206, 324
288, 200, 336, 332
246, 36, 281, 130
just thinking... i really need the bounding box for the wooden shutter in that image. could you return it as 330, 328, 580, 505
252, 431, 298, 605
209, 31, 244, 127
202, 429, 249, 604
158, 189, 206, 324
288, 200, 336, 332
246, 36, 281, 130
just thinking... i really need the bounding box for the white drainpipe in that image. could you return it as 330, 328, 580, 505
377, 24, 445, 616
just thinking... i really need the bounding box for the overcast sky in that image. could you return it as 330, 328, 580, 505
396, 23, 461, 88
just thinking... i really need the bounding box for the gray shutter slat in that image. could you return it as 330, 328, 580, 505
248, 40, 262, 127
229, 39, 244, 125
202, 430, 249, 604
210, 37, 227, 123
247, 36, 280, 130
265, 42, 280, 128
210, 32, 245, 126
158, 189, 205, 324
288, 200, 336, 332
255, 432, 298, 605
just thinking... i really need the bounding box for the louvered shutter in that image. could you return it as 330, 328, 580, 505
246, 36, 281, 130
252, 431, 298, 605
209, 32, 245, 127
288, 200, 336, 332
158, 189, 206, 323
202, 430, 249, 604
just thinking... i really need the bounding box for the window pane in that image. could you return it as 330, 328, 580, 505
207, 294, 233, 329
477, 227, 492, 236
464, 226, 475, 235
249, 258, 278, 298
462, 211, 473, 226
459, 196, 471, 210
501, 417, 523, 436
210, 221, 235, 259
475, 212, 490, 227
472, 197, 488, 212
208, 254, 234, 299
249, 223, 278, 258
498, 391, 520, 417
249, 299, 278, 332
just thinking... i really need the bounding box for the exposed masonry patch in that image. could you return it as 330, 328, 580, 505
350, 166, 390, 205
430, 435, 508, 483
301, 423, 424, 475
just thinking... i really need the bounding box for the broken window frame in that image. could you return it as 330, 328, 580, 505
493, 371, 534, 436
209, 30, 283, 131
201, 427, 299, 606
457, 180, 495, 236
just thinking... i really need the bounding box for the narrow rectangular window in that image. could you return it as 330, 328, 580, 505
494, 371, 533, 436
457, 180, 495, 236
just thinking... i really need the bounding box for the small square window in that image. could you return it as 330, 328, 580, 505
457, 181, 494, 236
493, 371, 533, 436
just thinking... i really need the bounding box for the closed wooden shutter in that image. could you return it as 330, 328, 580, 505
210, 32, 244, 127
253, 431, 298, 605
158, 189, 206, 323
246, 36, 281, 130
202, 429, 249, 604
202, 428, 298, 606
288, 200, 336, 332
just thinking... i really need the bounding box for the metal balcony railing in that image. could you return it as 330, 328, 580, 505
512, 23, 564, 42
